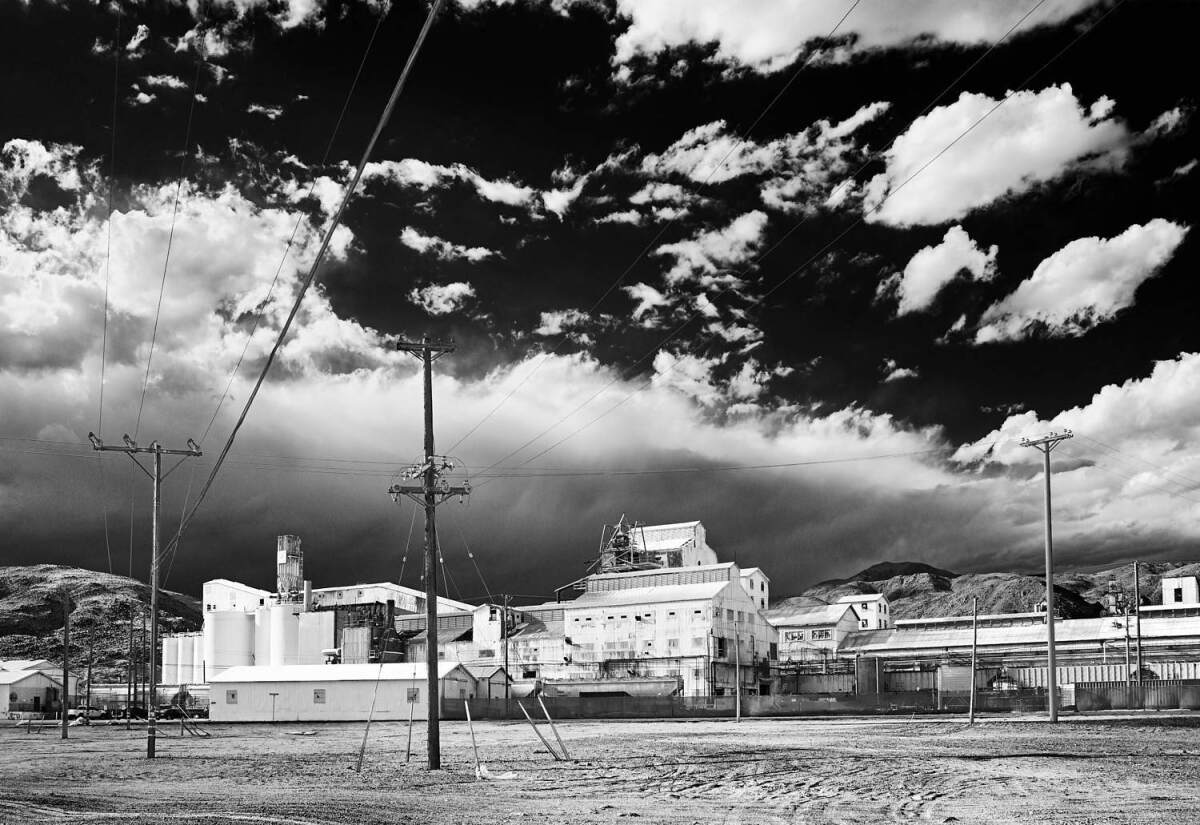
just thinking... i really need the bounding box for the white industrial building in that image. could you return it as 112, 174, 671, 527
839, 593, 892, 629
0, 659, 78, 703
209, 663, 477, 722
164, 536, 471, 685
404, 544, 778, 696
767, 603, 864, 663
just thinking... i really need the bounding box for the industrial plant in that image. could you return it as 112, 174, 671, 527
135, 518, 1200, 723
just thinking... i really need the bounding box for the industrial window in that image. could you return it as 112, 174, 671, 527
861, 602, 870, 610
225, 690, 238, 704
313, 689, 326, 704
522, 669, 537, 679
693, 609, 702, 617
725, 609, 734, 621
812, 629, 833, 640
760, 599, 765, 608
667, 610, 676, 617
620, 615, 627, 619
760, 582, 765, 591
1175, 588, 1184, 603
407, 688, 419, 703
861, 619, 869, 628
667, 639, 679, 649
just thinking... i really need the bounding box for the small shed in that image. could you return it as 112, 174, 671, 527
208, 663, 475, 722
465, 666, 510, 699
1, 670, 63, 716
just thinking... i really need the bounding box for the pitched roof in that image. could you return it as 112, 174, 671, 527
764, 603, 856, 627
0, 659, 56, 671
836, 593, 887, 603
0, 670, 59, 686
568, 582, 730, 610
210, 663, 468, 683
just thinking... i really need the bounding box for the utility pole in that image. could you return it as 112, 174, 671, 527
968, 597, 978, 725
1020, 429, 1072, 723
61, 591, 70, 740
502, 594, 511, 702
89, 433, 201, 758
388, 337, 469, 771
86, 627, 94, 719
126, 607, 134, 730
734, 621, 741, 723
1133, 561, 1143, 708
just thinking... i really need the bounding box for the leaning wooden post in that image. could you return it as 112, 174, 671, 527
405, 697, 415, 763
537, 695, 569, 760
518, 700, 561, 760
968, 597, 978, 724
465, 699, 481, 777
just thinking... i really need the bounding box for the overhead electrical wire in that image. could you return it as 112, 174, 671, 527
162, 8, 393, 587
470, 0, 1120, 475
442, 0, 866, 457
160, 0, 447, 562
96, 2, 122, 576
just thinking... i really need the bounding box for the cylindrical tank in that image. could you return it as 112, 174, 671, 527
161, 633, 179, 685
254, 607, 271, 666
269, 603, 300, 666
192, 633, 205, 683
202, 611, 255, 678
177, 634, 194, 683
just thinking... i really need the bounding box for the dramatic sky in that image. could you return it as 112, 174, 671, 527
1, 0, 1198, 601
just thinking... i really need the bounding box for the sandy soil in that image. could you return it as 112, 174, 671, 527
1, 713, 1198, 824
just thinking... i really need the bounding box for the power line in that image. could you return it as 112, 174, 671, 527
160, 0, 447, 563
1075, 434, 1200, 492
472, 0, 1120, 472
198, 8, 390, 446
96, 2, 122, 576
442, 0, 865, 457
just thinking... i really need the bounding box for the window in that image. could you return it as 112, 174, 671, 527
861, 602, 870, 610
1175, 588, 1184, 603
407, 688, 419, 703
760, 582, 765, 591
725, 609, 734, 621
861, 619, 869, 628
812, 629, 832, 641
693, 609, 702, 617
620, 615, 627, 619
784, 631, 804, 642
760, 599, 765, 608
667, 638, 679, 649
313, 689, 326, 704
522, 669, 537, 679
225, 690, 238, 704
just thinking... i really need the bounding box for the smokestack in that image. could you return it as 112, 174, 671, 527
276, 535, 303, 602
303, 581, 312, 612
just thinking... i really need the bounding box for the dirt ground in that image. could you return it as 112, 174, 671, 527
1, 712, 1198, 824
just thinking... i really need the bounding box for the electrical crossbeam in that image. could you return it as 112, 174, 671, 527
88, 432, 201, 758
388, 336, 468, 771
1019, 429, 1072, 723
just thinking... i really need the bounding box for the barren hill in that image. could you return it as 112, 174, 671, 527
777, 559, 1200, 620
0, 565, 201, 683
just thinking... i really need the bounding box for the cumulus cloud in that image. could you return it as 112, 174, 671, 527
622, 282, 670, 321
408, 282, 476, 315
126, 24, 150, 53
951, 352, 1200, 556
864, 84, 1130, 226
879, 225, 998, 315
610, 0, 1105, 73
596, 209, 643, 226
881, 359, 919, 382
363, 158, 544, 211
653, 211, 768, 286
398, 226, 495, 262
142, 74, 188, 90
975, 219, 1189, 343
534, 308, 592, 337
247, 103, 285, 120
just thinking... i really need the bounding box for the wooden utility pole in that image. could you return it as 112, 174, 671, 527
89, 433, 201, 757
388, 337, 469, 771
126, 607, 134, 730
61, 592, 70, 740
1134, 561, 1143, 708
734, 622, 741, 722
1021, 429, 1072, 723
502, 594, 511, 702
86, 628, 94, 717
968, 597, 978, 724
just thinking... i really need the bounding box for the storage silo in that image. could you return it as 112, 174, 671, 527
297, 611, 336, 664
269, 603, 301, 666
177, 634, 194, 684
161, 634, 179, 685
254, 606, 271, 666
192, 633, 205, 683
204, 611, 255, 678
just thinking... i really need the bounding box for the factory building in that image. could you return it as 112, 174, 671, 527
164, 536, 471, 685
209, 663, 477, 722
840, 593, 891, 629
766, 603, 863, 663
402, 520, 777, 697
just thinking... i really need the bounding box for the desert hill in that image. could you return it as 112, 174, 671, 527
0, 565, 201, 683
776, 559, 1200, 620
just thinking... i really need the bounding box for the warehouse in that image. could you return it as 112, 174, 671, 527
209, 663, 477, 722
0, 669, 63, 716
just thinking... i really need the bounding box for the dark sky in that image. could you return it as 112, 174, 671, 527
1, 0, 1198, 602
